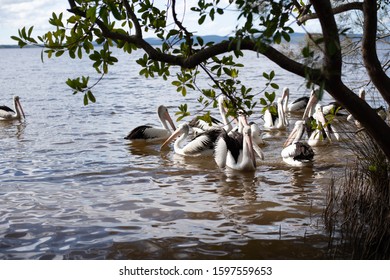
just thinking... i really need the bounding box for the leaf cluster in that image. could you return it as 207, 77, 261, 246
259, 70, 279, 115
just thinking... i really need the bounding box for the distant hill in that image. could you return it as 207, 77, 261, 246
2, 33, 366, 48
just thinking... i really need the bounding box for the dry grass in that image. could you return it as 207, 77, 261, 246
324, 131, 390, 259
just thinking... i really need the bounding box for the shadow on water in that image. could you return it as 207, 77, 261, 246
67, 237, 329, 260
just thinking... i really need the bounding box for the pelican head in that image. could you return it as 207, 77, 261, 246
157, 105, 176, 132
283, 120, 305, 148
160, 123, 189, 150
302, 90, 319, 119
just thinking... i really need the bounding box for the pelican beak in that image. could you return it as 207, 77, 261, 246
16, 98, 26, 119
283, 125, 298, 148
253, 143, 264, 160
160, 125, 182, 151
282, 87, 289, 102
243, 126, 256, 168
302, 92, 318, 119
240, 113, 256, 167
238, 112, 249, 127
164, 110, 176, 131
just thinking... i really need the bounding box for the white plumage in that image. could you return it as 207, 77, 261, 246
161, 123, 221, 157
281, 120, 314, 166
263, 87, 289, 130
214, 113, 264, 171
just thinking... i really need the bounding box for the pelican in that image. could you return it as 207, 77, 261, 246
281, 120, 314, 166
347, 88, 387, 127
214, 113, 264, 171
263, 87, 289, 130
309, 104, 331, 145
0, 96, 25, 121
189, 95, 233, 134
124, 105, 176, 141
302, 91, 340, 145
160, 123, 221, 157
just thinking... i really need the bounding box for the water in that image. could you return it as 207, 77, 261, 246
0, 47, 358, 259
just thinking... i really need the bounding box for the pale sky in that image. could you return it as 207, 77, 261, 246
0, 0, 317, 45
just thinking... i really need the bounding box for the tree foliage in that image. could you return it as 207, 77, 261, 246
12, 0, 390, 159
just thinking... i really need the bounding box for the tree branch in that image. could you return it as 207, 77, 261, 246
122, 0, 142, 38
298, 2, 363, 24
362, 0, 390, 105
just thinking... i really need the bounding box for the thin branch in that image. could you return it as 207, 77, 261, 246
171, 0, 193, 52
298, 2, 363, 24
122, 0, 142, 38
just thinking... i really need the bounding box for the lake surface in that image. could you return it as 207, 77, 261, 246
0, 46, 368, 259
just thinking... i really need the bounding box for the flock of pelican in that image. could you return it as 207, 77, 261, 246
125, 87, 384, 171
2, 87, 386, 172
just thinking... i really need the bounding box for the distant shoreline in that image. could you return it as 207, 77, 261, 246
1, 33, 366, 48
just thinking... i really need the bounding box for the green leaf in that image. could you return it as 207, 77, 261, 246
274, 31, 281, 44
87, 91, 96, 103
107, 0, 123, 20
55, 50, 64, 57
86, 6, 97, 22
198, 15, 206, 25
281, 31, 290, 42
83, 94, 89, 106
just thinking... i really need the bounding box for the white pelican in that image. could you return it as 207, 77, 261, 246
281, 120, 314, 166
189, 95, 233, 134
124, 105, 176, 141
160, 123, 221, 157
302, 92, 340, 145
0, 96, 25, 121
214, 114, 264, 171
263, 87, 289, 130
307, 104, 333, 146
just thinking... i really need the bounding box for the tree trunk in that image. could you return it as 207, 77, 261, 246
362, 0, 390, 105
326, 79, 390, 160
309, 0, 390, 160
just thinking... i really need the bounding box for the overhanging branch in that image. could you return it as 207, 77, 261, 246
298, 2, 363, 24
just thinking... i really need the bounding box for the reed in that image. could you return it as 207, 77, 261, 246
324, 130, 390, 259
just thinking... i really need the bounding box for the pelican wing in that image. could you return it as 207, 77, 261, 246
282, 142, 314, 162
0, 105, 15, 119
182, 129, 221, 156
288, 96, 309, 112
125, 125, 169, 140
214, 129, 244, 167
189, 116, 222, 131
214, 136, 228, 168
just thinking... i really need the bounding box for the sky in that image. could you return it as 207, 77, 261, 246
0, 0, 318, 45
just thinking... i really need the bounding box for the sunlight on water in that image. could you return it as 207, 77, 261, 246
0, 47, 362, 259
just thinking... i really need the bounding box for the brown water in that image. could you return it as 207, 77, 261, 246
0, 47, 362, 259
